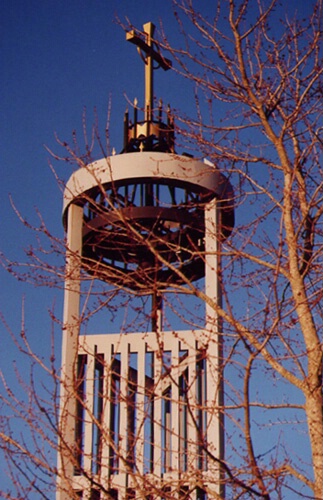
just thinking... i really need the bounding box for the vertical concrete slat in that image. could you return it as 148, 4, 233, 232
83, 346, 94, 475
118, 338, 128, 496
186, 336, 197, 477
153, 332, 162, 482
134, 337, 145, 479
170, 338, 179, 479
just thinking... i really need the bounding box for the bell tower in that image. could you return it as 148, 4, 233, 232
57, 22, 234, 500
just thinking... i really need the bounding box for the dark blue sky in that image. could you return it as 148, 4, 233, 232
1, 0, 314, 330
1, 2, 185, 492
1, 1, 184, 349
1, 5, 186, 487
0, 0, 316, 496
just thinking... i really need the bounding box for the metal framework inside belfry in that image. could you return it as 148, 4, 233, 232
57, 22, 234, 500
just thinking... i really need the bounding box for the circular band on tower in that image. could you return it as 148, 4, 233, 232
63, 152, 233, 219
63, 152, 234, 290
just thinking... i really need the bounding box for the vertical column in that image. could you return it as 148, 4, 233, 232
57, 203, 83, 500
204, 199, 224, 497
204, 199, 220, 338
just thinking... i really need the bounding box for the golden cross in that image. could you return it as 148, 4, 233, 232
126, 22, 172, 121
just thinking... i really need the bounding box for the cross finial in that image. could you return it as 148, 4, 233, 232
126, 22, 172, 121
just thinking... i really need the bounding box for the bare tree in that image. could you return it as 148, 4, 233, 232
0, 0, 322, 499
157, 0, 323, 497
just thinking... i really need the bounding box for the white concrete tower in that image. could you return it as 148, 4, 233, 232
57, 22, 234, 500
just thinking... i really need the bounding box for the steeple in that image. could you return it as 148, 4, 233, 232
57, 21, 234, 499
122, 22, 174, 153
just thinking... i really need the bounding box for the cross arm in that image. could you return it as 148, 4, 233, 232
126, 30, 172, 71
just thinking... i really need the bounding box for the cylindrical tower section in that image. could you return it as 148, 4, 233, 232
63, 152, 234, 291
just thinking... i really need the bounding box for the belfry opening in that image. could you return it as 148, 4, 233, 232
57, 22, 234, 500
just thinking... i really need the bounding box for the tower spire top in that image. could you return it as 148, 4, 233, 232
126, 22, 172, 121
